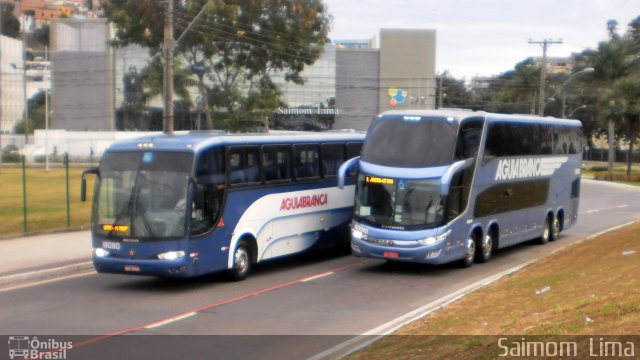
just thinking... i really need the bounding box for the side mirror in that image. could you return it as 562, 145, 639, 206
81, 178, 87, 202
337, 156, 360, 189
81, 167, 99, 202
440, 159, 473, 196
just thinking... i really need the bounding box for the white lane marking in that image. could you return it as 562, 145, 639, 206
0, 270, 96, 293
580, 204, 628, 214
300, 271, 334, 283
144, 312, 197, 329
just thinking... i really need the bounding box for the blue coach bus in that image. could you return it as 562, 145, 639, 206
338, 110, 582, 267
81, 131, 364, 280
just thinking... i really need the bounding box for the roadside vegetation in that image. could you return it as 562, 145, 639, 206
582, 160, 640, 185
350, 221, 640, 359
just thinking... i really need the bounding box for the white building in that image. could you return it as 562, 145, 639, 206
0, 34, 26, 136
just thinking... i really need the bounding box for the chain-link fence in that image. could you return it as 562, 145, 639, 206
0, 154, 96, 239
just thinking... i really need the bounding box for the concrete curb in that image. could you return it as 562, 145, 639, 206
0, 261, 94, 289
308, 218, 640, 360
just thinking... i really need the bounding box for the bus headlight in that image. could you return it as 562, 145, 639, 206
157, 251, 185, 260
417, 229, 451, 246
94, 248, 110, 257
351, 224, 368, 240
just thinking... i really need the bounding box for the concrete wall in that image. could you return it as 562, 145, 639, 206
378, 29, 436, 113
334, 49, 379, 130
0, 35, 25, 135
50, 18, 114, 131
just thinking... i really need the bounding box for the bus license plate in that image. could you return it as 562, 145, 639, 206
124, 265, 141, 272
383, 251, 399, 259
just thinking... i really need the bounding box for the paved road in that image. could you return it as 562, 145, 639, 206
0, 180, 638, 359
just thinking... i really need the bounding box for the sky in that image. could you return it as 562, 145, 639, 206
323, 0, 640, 79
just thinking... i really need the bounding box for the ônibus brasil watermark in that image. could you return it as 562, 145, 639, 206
8, 336, 72, 360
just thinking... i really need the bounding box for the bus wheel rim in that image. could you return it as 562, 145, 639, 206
234, 247, 249, 275
466, 238, 476, 264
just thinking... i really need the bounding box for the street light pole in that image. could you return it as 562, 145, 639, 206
556, 67, 594, 118
568, 105, 588, 118
45, 87, 49, 171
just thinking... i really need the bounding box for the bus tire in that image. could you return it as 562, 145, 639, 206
550, 215, 561, 241
477, 231, 493, 263
539, 216, 551, 245
460, 235, 476, 268
229, 241, 252, 281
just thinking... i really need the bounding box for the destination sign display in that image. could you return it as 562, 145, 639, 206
365, 176, 394, 185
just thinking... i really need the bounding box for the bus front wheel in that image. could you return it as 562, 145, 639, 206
229, 241, 252, 281
460, 235, 476, 268
539, 216, 552, 245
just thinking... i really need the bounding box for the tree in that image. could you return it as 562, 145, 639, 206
1, 2, 21, 39
481, 57, 539, 114
588, 20, 629, 179
105, 0, 331, 131
611, 76, 640, 175
436, 71, 473, 109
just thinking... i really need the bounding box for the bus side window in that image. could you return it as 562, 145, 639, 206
346, 142, 363, 177
262, 145, 291, 182
320, 143, 345, 178
193, 147, 226, 236
456, 119, 484, 161
293, 144, 319, 179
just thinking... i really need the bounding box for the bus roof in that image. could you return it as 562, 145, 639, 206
105, 130, 366, 153
378, 109, 582, 127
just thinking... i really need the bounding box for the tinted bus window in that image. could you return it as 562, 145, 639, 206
193, 148, 226, 236
346, 142, 363, 158
321, 143, 345, 178
293, 144, 319, 179
229, 146, 260, 185
362, 116, 457, 167
262, 145, 291, 182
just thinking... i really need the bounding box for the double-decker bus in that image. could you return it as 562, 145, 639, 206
81, 131, 364, 280
338, 110, 582, 267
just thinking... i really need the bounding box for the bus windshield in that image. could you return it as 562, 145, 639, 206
354, 174, 445, 230
94, 151, 193, 240
361, 115, 458, 167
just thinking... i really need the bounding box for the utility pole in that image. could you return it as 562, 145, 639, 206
529, 38, 562, 116
163, 0, 174, 134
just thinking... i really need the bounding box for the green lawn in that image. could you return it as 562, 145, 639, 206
0, 165, 95, 237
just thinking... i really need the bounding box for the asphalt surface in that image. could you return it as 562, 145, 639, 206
0, 180, 639, 359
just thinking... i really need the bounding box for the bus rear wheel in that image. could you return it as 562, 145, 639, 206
551, 216, 561, 241
477, 231, 493, 263
229, 241, 252, 281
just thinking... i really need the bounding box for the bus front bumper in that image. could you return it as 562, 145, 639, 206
92, 255, 198, 278
350, 237, 450, 265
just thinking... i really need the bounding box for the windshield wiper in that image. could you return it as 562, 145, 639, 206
108, 199, 132, 237
134, 200, 156, 239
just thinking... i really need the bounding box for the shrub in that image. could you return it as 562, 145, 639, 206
1, 152, 23, 163
593, 171, 640, 182
589, 166, 608, 172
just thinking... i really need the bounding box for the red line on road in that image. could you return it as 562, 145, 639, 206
70, 259, 371, 350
